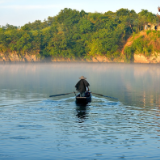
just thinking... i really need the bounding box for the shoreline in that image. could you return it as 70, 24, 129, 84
1, 61, 160, 65
1, 53, 160, 64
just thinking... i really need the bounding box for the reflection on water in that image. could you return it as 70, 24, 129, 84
76, 104, 90, 123
0, 63, 160, 159
1, 63, 160, 108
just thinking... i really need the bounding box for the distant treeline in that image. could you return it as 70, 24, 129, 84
0, 8, 159, 60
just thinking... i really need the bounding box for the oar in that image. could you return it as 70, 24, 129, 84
49, 92, 76, 97
92, 92, 118, 100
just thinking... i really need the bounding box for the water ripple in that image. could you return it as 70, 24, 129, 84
0, 95, 160, 159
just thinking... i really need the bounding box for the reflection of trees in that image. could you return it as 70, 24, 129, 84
88, 64, 160, 108
1, 63, 160, 108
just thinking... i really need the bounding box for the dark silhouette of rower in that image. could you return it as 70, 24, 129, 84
75, 76, 90, 97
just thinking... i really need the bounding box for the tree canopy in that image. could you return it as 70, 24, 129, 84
0, 8, 159, 60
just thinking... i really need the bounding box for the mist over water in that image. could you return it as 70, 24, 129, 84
1, 63, 160, 107
0, 63, 160, 159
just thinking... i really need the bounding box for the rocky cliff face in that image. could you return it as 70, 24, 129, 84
1, 52, 160, 63
84, 55, 160, 63
0, 53, 40, 62
134, 54, 160, 63
50, 54, 160, 63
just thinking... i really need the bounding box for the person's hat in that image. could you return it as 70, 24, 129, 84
79, 76, 86, 79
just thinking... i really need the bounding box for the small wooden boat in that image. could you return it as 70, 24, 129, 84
76, 91, 91, 104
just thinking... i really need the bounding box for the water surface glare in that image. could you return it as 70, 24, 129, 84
0, 63, 160, 159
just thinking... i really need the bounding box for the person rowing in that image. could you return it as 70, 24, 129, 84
75, 76, 90, 97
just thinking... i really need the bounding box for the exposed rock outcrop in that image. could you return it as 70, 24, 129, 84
0, 52, 40, 62
1, 52, 160, 63
134, 54, 160, 63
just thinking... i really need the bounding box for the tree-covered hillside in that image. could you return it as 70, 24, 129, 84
124, 30, 160, 62
0, 8, 159, 60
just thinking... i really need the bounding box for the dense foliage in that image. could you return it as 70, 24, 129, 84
124, 31, 160, 62
0, 8, 159, 60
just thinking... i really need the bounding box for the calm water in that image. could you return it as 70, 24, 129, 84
0, 63, 160, 160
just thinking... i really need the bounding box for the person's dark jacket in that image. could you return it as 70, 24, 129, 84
75, 79, 90, 94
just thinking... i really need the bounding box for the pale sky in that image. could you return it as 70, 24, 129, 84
0, 0, 160, 27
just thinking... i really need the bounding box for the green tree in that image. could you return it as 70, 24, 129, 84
79, 18, 93, 33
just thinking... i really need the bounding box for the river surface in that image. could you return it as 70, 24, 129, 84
0, 63, 160, 160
